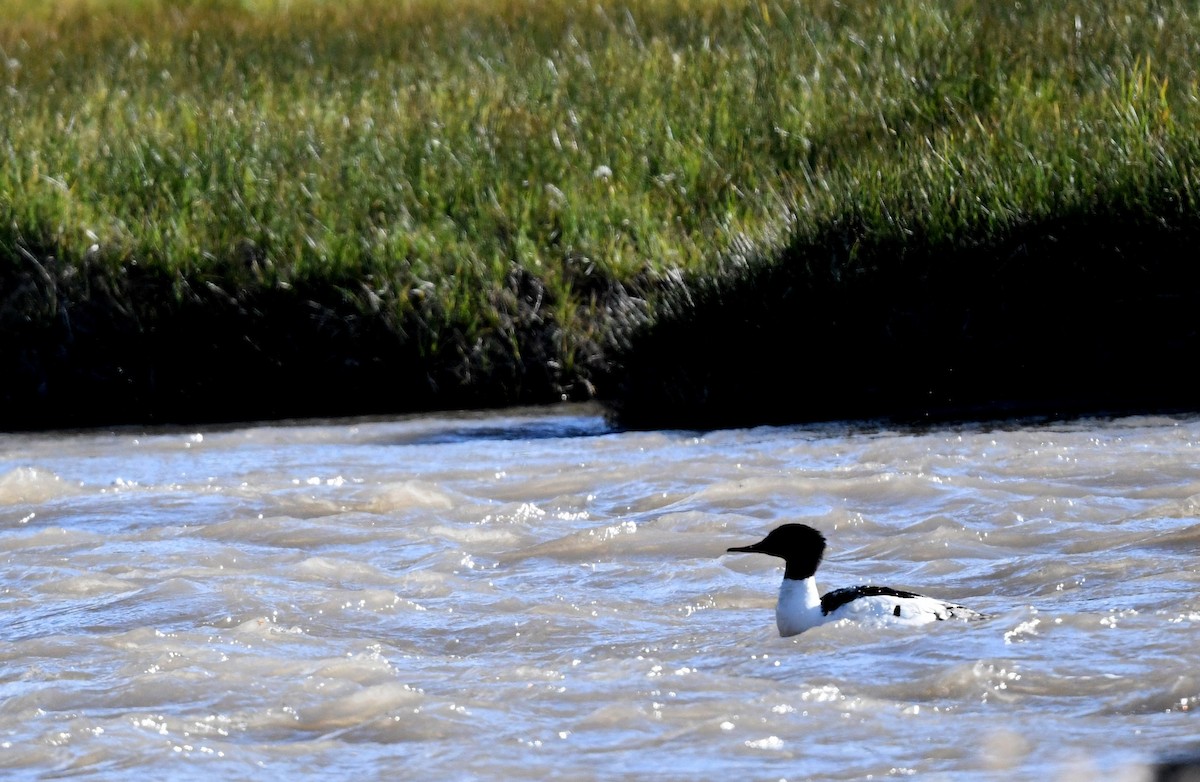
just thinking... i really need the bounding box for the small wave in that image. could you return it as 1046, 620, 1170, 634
285, 681, 426, 733
309, 649, 401, 684
0, 467, 80, 506
358, 481, 455, 513
427, 522, 522, 548
197, 516, 345, 549
1090, 674, 1200, 716
36, 574, 138, 597
854, 658, 1026, 704
3, 527, 106, 554
293, 557, 391, 584
306, 588, 427, 620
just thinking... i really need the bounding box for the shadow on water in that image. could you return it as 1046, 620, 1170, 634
382, 415, 615, 446
364, 402, 619, 446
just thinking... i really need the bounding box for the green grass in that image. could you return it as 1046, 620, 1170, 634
3, 0, 1200, 427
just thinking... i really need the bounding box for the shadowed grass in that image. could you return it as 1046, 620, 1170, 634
3, 0, 1199, 427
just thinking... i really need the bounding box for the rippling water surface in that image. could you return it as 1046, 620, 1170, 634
3, 406, 1200, 780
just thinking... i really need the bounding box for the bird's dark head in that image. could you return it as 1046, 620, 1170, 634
726, 523, 827, 581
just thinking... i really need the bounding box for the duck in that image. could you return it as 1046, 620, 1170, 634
726, 523, 984, 637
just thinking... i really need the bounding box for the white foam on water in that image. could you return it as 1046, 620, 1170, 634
0, 467, 82, 506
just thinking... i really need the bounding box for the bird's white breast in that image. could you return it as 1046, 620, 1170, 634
775, 577, 825, 637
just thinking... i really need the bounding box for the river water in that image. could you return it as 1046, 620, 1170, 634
2, 405, 1199, 780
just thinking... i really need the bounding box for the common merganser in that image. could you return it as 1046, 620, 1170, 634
726, 523, 984, 637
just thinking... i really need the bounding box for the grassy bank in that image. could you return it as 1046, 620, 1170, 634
2, 0, 1199, 429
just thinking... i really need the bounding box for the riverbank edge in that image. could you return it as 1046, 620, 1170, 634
606, 195, 1200, 430
0, 252, 633, 432
5, 197, 1199, 433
